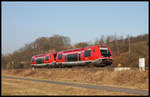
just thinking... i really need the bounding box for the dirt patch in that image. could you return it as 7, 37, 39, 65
24, 70, 37, 77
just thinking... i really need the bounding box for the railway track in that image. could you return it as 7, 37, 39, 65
32, 65, 113, 70
32, 65, 148, 71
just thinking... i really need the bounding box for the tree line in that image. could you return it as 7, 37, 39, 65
2, 33, 148, 69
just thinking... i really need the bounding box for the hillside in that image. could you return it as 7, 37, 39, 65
2, 34, 149, 69
112, 40, 148, 67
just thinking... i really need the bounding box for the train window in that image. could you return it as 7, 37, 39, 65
84, 50, 91, 57
32, 58, 34, 62
67, 55, 71, 62
58, 54, 62, 59
100, 47, 111, 57
36, 59, 41, 64
36, 57, 44, 64
45, 56, 49, 61
67, 54, 78, 62
72, 54, 77, 61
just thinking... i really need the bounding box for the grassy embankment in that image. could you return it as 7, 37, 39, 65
2, 68, 148, 91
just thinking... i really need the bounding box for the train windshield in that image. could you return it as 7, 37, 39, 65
99, 47, 111, 57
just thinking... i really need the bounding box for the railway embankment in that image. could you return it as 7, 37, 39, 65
2, 68, 148, 90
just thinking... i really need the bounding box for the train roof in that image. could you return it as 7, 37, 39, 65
32, 51, 57, 57
98, 45, 108, 47
32, 53, 50, 57
58, 45, 108, 53
32, 45, 108, 57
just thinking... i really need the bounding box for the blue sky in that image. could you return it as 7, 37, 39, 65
2, 2, 149, 55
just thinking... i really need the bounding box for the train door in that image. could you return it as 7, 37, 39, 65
44, 56, 49, 64
56, 53, 63, 62
91, 47, 97, 60
65, 55, 67, 62
84, 49, 92, 61
53, 53, 57, 60
78, 53, 81, 61
31, 57, 36, 64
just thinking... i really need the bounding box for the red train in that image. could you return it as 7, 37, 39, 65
31, 45, 113, 68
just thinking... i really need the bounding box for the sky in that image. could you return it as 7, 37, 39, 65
2, 1, 149, 55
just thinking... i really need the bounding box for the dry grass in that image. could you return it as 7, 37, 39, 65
2, 68, 149, 90
2, 78, 136, 95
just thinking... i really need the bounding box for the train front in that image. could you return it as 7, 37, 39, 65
95, 45, 113, 66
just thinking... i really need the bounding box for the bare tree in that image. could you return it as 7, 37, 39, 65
94, 37, 99, 45
48, 34, 71, 51
74, 42, 89, 48
99, 35, 105, 45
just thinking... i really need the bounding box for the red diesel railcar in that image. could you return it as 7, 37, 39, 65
31, 53, 56, 68
31, 45, 112, 68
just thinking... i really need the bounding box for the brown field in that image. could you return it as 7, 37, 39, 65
2, 68, 149, 95
2, 78, 136, 96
